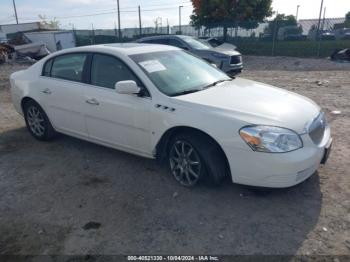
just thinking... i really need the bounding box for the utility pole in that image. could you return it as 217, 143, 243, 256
12, 0, 19, 24
316, 0, 324, 39
322, 7, 327, 31
91, 23, 95, 45
179, 5, 183, 34
271, 12, 278, 56
138, 6, 142, 36
316, 0, 324, 57
117, 0, 121, 41
296, 5, 300, 21
167, 18, 169, 34
159, 17, 162, 33
114, 21, 118, 42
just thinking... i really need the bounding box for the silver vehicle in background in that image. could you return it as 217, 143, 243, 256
137, 35, 243, 75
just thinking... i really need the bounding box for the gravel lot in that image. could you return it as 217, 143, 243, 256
0, 56, 349, 256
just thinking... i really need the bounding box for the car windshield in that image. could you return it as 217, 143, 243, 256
202, 38, 223, 48
198, 39, 213, 47
130, 50, 231, 97
179, 36, 211, 50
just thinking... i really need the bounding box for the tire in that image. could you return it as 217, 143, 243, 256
227, 69, 242, 77
23, 100, 57, 141
168, 132, 227, 187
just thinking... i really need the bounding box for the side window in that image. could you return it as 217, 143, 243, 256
169, 39, 186, 49
91, 54, 140, 89
42, 59, 53, 76
142, 39, 155, 44
153, 39, 169, 45
51, 53, 87, 82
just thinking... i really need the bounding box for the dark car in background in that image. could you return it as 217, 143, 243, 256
321, 31, 336, 41
137, 35, 243, 75
198, 37, 226, 48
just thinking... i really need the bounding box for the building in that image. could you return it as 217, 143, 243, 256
0, 22, 42, 37
298, 18, 346, 35
24, 31, 76, 52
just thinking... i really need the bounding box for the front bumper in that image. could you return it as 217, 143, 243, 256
224, 126, 332, 188
221, 63, 243, 73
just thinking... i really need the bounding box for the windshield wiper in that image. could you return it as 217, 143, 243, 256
203, 78, 233, 89
171, 78, 233, 97
171, 89, 203, 97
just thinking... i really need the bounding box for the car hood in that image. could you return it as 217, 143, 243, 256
197, 46, 240, 56
171, 78, 320, 133
214, 42, 237, 51
213, 43, 240, 56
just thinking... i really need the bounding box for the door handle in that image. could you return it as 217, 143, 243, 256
42, 88, 52, 94
86, 98, 100, 105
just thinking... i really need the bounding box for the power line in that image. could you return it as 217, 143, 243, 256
82, 1, 192, 11
13, 4, 193, 21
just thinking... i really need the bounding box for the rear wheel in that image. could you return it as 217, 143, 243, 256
23, 100, 56, 141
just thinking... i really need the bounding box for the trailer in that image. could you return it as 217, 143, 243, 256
24, 31, 76, 52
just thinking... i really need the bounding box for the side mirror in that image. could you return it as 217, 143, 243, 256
115, 80, 140, 95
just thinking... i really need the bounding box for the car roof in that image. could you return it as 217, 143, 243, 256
52, 43, 180, 56
138, 35, 193, 41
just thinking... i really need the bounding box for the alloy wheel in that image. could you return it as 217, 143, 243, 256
169, 140, 202, 186
27, 106, 45, 137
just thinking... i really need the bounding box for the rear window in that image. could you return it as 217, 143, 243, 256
51, 53, 87, 82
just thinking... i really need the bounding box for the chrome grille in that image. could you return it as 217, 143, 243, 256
308, 112, 327, 145
230, 55, 242, 65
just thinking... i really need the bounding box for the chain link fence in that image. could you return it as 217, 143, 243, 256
73, 17, 350, 58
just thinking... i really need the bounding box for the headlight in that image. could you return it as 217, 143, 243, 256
211, 53, 228, 59
239, 126, 303, 153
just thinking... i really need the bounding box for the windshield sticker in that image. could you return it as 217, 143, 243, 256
139, 60, 166, 73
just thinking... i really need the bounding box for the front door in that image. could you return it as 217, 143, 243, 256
84, 53, 152, 156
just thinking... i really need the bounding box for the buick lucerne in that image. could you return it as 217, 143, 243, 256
10, 44, 332, 187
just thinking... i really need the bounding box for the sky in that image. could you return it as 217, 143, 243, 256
0, 0, 349, 29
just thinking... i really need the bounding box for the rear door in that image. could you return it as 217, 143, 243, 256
39, 53, 89, 137
83, 53, 153, 156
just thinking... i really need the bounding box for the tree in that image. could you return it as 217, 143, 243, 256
346, 11, 350, 27
190, 0, 273, 40
38, 14, 60, 30
265, 14, 298, 35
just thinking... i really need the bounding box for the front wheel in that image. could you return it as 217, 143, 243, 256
169, 139, 203, 187
168, 132, 228, 187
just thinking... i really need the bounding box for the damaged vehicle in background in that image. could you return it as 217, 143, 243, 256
198, 36, 237, 50
331, 48, 350, 63
10, 43, 332, 188
137, 35, 243, 75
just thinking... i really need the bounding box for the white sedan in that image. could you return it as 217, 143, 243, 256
10, 44, 332, 188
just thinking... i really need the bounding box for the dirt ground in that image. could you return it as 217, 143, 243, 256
0, 56, 349, 256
